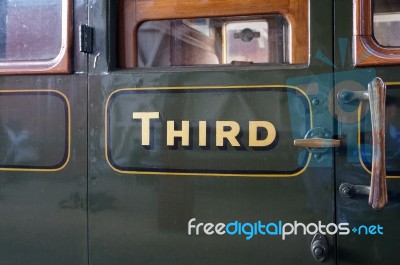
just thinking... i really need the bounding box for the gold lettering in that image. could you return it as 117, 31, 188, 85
248, 121, 277, 147
199, 121, 207, 147
216, 121, 240, 147
132, 112, 278, 149
167, 120, 190, 147
132, 112, 160, 146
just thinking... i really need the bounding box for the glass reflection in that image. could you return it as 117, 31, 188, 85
137, 15, 288, 67
1, 116, 39, 165
373, 0, 400, 47
0, 0, 62, 61
386, 95, 400, 170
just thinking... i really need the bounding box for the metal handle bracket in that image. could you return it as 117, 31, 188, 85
336, 78, 388, 211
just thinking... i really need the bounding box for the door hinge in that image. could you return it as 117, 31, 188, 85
79, 25, 93, 54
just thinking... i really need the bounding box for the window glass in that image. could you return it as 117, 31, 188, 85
225, 21, 269, 63
137, 15, 288, 67
0, 0, 62, 61
373, 0, 400, 47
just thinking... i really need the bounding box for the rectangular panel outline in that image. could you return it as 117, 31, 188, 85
0, 89, 71, 172
105, 85, 313, 177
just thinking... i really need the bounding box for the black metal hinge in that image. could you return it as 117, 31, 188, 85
79, 25, 93, 54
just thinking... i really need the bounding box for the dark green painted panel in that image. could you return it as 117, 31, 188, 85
0, 0, 88, 263
106, 87, 310, 175
89, 0, 335, 265
335, 0, 400, 264
0, 75, 87, 265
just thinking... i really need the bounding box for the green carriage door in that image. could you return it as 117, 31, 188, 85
335, 0, 400, 264
88, 1, 337, 264
0, 0, 88, 264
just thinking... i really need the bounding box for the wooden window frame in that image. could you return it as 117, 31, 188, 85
0, 0, 72, 75
353, 0, 400, 66
119, 0, 309, 68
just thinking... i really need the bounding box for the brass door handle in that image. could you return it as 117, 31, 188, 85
368, 77, 388, 211
338, 78, 388, 210
294, 138, 340, 148
293, 127, 340, 154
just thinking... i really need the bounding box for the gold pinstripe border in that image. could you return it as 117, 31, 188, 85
105, 85, 313, 177
0, 90, 71, 172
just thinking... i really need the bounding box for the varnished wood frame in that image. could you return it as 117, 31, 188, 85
353, 0, 400, 66
0, 0, 72, 75
119, 0, 309, 68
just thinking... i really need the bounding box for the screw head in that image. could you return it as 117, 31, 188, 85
338, 91, 353, 104
340, 185, 354, 198
342, 187, 351, 195
314, 247, 324, 258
